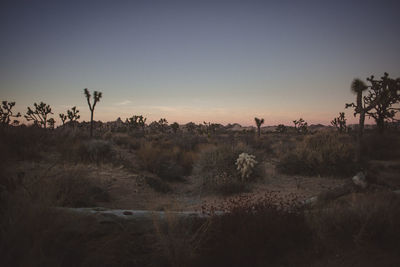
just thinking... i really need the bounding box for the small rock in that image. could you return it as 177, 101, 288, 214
352, 172, 368, 189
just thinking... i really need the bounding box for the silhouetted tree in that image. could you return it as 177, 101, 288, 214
67, 106, 80, 122
171, 122, 179, 134
185, 122, 196, 134
0, 101, 21, 126
346, 79, 369, 139
158, 118, 168, 132
47, 118, 56, 129
293, 118, 308, 134
364, 73, 400, 133
84, 88, 102, 137
25, 102, 53, 128
59, 113, 67, 125
331, 112, 347, 133
126, 115, 146, 131
254, 117, 264, 137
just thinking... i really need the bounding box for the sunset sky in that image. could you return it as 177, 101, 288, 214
1, 0, 399, 126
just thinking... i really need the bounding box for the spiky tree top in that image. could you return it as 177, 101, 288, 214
0, 100, 21, 125
84, 88, 102, 112
59, 113, 67, 125
347, 78, 368, 114
25, 102, 53, 128
67, 106, 80, 122
254, 117, 264, 127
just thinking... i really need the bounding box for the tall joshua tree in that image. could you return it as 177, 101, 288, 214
84, 88, 102, 137
254, 117, 264, 137
346, 79, 369, 138
346, 78, 372, 164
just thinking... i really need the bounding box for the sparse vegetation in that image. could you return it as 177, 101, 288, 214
277, 131, 357, 176
1, 73, 400, 266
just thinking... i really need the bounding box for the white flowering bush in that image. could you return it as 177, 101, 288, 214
235, 153, 257, 182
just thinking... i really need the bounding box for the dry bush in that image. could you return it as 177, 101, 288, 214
112, 133, 142, 150
0, 197, 153, 267
195, 193, 312, 267
194, 143, 264, 195
145, 176, 172, 193
136, 141, 195, 181
0, 125, 50, 161
277, 132, 357, 177
59, 139, 115, 164
152, 211, 209, 267
11, 166, 110, 208
361, 131, 400, 160
308, 192, 400, 253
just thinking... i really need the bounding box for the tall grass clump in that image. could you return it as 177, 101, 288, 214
277, 131, 356, 177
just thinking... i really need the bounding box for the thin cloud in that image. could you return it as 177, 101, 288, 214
115, 100, 132, 106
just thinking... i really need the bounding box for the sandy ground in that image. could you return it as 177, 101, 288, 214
13, 157, 399, 212
90, 160, 348, 211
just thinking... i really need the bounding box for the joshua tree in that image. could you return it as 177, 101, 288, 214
293, 118, 308, 134
185, 122, 196, 134
364, 73, 400, 133
25, 102, 53, 128
59, 113, 67, 125
171, 122, 179, 134
126, 115, 146, 131
84, 88, 102, 137
0, 100, 21, 126
158, 118, 168, 132
346, 78, 370, 141
331, 112, 347, 133
254, 117, 264, 137
47, 118, 56, 129
67, 106, 80, 122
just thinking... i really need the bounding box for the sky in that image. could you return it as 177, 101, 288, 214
1, 0, 399, 126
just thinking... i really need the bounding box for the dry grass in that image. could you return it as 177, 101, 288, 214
277, 131, 357, 177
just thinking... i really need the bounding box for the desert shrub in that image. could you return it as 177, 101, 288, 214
309, 192, 400, 253
361, 131, 400, 160
196, 193, 312, 267
112, 133, 142, 150
170, 133, 208, 151
235, 153, 258, 181
194, 143, 263, 194
277, 131, 356, 177
14, 166, 110, 208
0, 196, 152, 267
60, 139, 115, 164
79, 139, 114, 163
0, 125, 50, 161
137, 142, 195, 180
145, 176, 172, 193
51, 169, 110, 207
